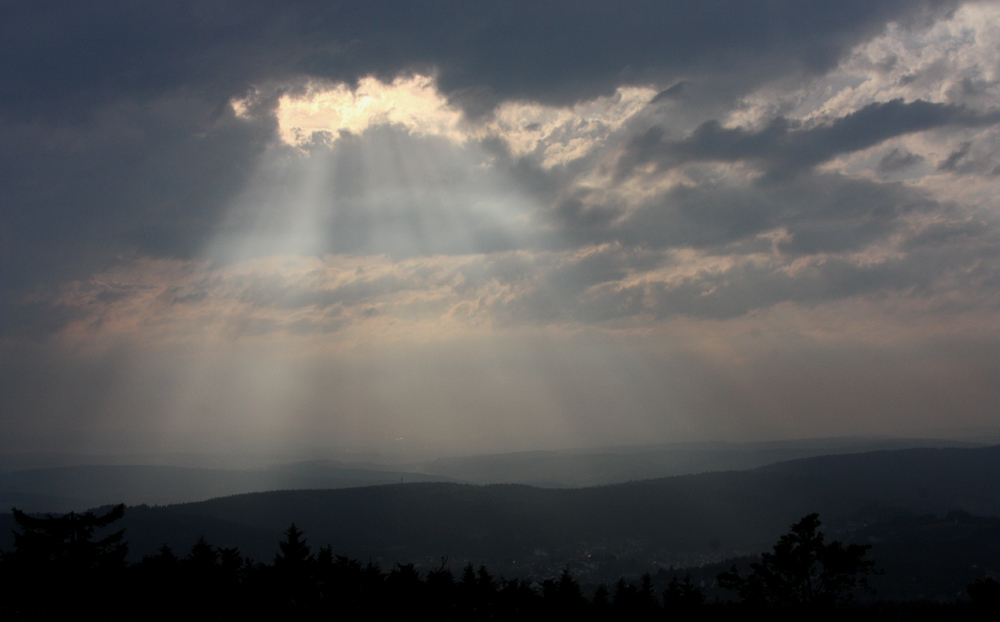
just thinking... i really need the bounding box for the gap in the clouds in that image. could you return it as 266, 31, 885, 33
266, 75, 467, 146
237, 73, 658, 168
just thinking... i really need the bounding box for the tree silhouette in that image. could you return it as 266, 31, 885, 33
663, 573, 704, 612
4, 504, 128, 617
186, 536, 219, 570
718, 513, 877, 607
968, 578, 1000, 616
636, 571, 658, 613
556, 566, 585, 606
275, 522, 312, 568
592, 583, 610, 610
271, 523, 317, 613
9, 503, 127, 572
612, 577, 639, 612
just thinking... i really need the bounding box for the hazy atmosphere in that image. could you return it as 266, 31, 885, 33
4, 0, 1000, 462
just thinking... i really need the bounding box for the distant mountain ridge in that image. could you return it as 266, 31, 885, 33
0, 444, 990, 565
2, 444, 997, 580
757, 445, 1000, 516
0, 436, 978, 512
416, 437, 984, 487
0, 462, 456, 512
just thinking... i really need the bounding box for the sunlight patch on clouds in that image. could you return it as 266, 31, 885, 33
272, 75, 466, 145
38, 7, 1000, 363
817, 1, 1000, 117
260, 74, 657, 169
720, 2, 1000, 186
44, 225, 979, 352
490, 86, 657, 166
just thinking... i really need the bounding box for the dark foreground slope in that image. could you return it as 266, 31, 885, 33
4, 504, 994, 621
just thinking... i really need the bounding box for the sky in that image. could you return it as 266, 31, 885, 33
2, 0, 1000, 461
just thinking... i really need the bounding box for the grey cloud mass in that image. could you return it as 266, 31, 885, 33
558, 173, 937, 255
1, 1, 960, 119
617, 99, 1000, 181
0, 1, 967, 293
3, 0, 1000, 456
878, 148, 924, 173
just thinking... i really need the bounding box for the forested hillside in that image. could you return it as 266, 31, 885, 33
2, 445, 996, 572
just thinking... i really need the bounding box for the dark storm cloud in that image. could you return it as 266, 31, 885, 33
1, 1, 962, 121
617, 99, 1000, 181
0, 0, 976, 340
0, 0, 965, 270
0, 94, 276, 290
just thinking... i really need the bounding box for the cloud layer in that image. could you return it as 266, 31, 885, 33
3, 1, 1000, 457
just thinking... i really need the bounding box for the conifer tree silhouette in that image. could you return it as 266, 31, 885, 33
637, 571, 658, 613
186, 536, 219, 569
612, 577, 639, 613
718, 513, 877, 608
460, 562, 478, 589
273, 523, 316, 613
425, 556, 454, 590
5, 504, 127, 617
545, 566, 585, 617
558, 566, 584, 600
275, 522, 313, 568
968, 577, 1000, 615
218, 546, 244, 582
592, 583, 611, 611
387, 562, 423, 616
662, 573, 705, 612
10, 503, 127, 572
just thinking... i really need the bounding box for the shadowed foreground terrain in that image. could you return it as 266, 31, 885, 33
1, 503, 998, 621
1, 445, 998, 616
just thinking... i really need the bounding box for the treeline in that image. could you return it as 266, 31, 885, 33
0, 504, 699, 621
1, 505, 997, 621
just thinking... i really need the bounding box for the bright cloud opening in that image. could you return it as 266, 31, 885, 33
272, 75, 467, 145
258, 75, 658, 170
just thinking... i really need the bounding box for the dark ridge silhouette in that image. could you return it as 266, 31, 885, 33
0, 437, 979, 512
418, 437, 984, 487
757, 445, 1000, 516
1, 506, 993, 621
2, 445, 998, 569
100, 445, 996, 563
0, 462, 457, 511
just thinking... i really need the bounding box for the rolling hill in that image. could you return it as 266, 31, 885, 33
2, 445, 997, 582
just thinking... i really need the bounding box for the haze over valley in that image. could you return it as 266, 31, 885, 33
3, 2, 1000, 615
